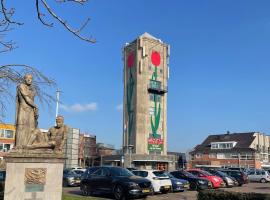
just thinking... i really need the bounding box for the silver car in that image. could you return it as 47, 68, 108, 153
248, 170, 270, 183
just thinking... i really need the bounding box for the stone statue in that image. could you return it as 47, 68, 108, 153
26, 116, 68, 153
47, 116, 68, 153
15, 74, 38, 148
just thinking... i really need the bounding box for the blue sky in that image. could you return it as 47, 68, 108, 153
2, 0, 270, 152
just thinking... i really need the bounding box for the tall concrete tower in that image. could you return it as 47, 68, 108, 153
123, 33, 170, 161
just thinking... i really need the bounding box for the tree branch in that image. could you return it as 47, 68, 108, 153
35, 0, 53, 27
41, 0, 96, 43
0, 0, 23, 25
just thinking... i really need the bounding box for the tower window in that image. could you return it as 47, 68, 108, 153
148, 65, 151, 71
149, 94, 161, 102
160, 69, 163, 74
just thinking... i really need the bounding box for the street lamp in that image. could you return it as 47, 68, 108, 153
128, 145, 134, 168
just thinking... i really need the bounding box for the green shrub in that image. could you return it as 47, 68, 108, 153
198, 190, 270, 200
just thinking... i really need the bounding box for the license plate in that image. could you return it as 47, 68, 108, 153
184, 184, 189, 188
164, 185, 170, 189
142, 189, 150, 193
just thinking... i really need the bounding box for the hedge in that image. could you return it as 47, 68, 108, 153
198, 189, 270, 200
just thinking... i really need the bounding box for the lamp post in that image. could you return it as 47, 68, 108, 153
128, 145, 134, 168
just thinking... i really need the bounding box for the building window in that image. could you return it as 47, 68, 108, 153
211, 142, 236, 149
5, 130, 14, 138
3, 144, 10, 151
217, 153, 225, 159
231, 154, 238, 159
195, 153, 202, 158
209, 153, 216, 158
148, 65, 151, 71
149, 94, 161, 102
149, 107, 155, 115
149, 80, 161, 90
160, 69, 163, 74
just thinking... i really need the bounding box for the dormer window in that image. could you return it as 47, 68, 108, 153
211, 141, 237, 149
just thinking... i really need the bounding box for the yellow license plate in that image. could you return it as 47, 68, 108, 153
164, 185, 170, 189
142, 189, 150, 193
184, 184, 189, 188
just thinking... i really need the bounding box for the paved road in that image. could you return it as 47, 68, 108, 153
63, 182, 270, 200
63, 187, 197, 200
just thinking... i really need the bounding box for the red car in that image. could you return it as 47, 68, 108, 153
187, 169, 224, 188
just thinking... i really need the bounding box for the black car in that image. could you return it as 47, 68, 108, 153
219, 169, 249, 186
170, 171, 211, 190
0, 171, 5, 199
80, 166, 152, 200
63, 169, 81, 187
207, 169, 237, 187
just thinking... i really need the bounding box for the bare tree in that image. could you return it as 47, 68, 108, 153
0, 0, 95, 120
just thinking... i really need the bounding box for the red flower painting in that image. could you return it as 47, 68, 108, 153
151, 51, 160, 67
127, 52, 135, 68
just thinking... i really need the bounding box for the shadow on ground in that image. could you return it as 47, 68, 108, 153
66, 190, 114, 199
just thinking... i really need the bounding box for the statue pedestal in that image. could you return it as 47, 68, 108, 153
4, 151, 65, 200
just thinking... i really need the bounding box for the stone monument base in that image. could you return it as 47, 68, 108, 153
4, 151, 65, 200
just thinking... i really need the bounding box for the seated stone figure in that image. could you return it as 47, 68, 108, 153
26, 116, 68, 153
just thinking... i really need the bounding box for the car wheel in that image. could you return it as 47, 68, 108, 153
260, 178, 267, 183
141, 195, 148, 199
81, 185, 89, 196
150, 187, 155, 195
189, 182, 197, 190
114, 185, 125, 200
161, 190, 169, 194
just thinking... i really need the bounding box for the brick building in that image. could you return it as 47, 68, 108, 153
189, 132, 270, 169
78, 134, 97, 167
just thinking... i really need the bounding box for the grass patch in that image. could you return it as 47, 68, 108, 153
62, 194, 105, 200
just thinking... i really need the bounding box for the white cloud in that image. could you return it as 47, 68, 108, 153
60, 103, 98, 113
116, 103, 123, 111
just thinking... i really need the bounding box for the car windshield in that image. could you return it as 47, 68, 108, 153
216, 171, 228, 177
182, 171, 196, 178
133, 171, 148, 177
110, 168, 134, 177
153, 171, 168, 177
201, 170, 213, 176
163, 172, 173, 178
74, 170, 84, 174
67, 171, 77, 175
230, 171, 242, 176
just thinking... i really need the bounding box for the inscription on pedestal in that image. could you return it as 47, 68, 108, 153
24, 168, 46, 192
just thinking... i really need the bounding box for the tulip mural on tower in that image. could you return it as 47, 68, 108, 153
148, 51, 164, 151
126, 52, 135, 145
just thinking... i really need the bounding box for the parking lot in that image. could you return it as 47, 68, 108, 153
63, 182, 270, 200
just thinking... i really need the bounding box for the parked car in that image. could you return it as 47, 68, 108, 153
71, 167, 86, 171
81, 166, 99, 179
248, 170, 270, 183
0, 170, 6, 199
219, 169, 249, 186
63, 169, 81, 187
80, 166, 152, 200
207, 169, 236, 187
73, 169, 86, 178
161, 171, 189, 192
187, 169, 224, 188
169, 170, 211, 190
132, 170, 172, 194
